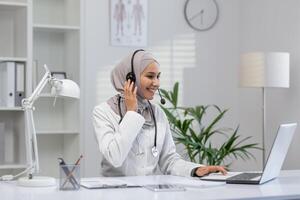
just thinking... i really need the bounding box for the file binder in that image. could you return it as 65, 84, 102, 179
0, 62, 15, 107
15, 62, 25, 107
4, 120, 15, 164
0, 122, 4, 164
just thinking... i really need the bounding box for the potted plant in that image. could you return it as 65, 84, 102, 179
160, 82, 260, 167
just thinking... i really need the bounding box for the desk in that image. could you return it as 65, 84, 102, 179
1, 170, 300, 200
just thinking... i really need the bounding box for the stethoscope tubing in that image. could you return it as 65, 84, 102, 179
118, 95, 157, 153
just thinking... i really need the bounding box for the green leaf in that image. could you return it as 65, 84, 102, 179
172, 82, 179, 108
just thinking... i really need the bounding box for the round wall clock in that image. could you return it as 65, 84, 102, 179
184, 0, 219, 31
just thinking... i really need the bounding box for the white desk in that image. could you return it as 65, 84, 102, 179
1, 170, 300, 200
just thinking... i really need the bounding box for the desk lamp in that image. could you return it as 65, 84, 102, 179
239, 52, 289, 167
17, 65, 80, 187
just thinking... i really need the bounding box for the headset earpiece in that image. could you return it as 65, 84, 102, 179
126, 72, 136, 83
126, 49, 144, 84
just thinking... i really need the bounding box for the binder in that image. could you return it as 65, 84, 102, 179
15, 62, 25, 107
0, 122, 4, 164
0, 62, 15, 107
4, 120, 15, 164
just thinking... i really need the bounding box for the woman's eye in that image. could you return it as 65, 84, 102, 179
147, 75, 155, 79
146, 73, 160, 79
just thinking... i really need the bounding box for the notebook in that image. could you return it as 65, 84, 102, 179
201, 123, 297, 184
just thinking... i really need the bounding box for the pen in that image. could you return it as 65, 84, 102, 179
61, 155, 83, 188
74, 155, 83, 165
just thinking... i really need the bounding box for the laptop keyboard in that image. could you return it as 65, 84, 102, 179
227, 172, 262, 181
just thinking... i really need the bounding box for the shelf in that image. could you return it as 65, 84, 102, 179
33, 0, 80, 27
0, 57, 27, 62
0, 1, 27, 9
0, 3, 27, 58
33, 24, 80, 32
36, 130, 79, 135
0, 164, 27, 169
0, 107, 23, 111
0, 0, 81, 178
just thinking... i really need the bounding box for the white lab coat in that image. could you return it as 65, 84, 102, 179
92, 102, 203, 177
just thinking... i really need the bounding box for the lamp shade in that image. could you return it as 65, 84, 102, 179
51, 79, 80, 99
239, 52, 290, 88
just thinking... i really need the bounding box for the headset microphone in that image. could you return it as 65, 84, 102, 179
158, 89, 166, 105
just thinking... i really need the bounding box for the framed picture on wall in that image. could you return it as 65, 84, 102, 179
110, 0, 148, 47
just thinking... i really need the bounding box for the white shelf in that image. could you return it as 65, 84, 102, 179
33, 24, 80, 32
39, 93, 76, 98
0, 57, 27, 62
0, 3, 27, 58
33, 0, 80, 27
0, 164, 27, 169
36, 130, 79, 135
0, 1, 27, 8
0, 107, 23, 111
0, 0, 81, 178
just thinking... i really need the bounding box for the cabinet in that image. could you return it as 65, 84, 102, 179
0, 0, 82, 177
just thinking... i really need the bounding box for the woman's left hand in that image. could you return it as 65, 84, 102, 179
195, 165, 227, 177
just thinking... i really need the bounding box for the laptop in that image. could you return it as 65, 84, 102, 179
200, 123, 297, 184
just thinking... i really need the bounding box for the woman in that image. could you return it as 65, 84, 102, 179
93, 50, 227, 177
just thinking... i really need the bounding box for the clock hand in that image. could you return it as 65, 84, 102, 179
200, 10, 204, 25
188, 9, 204, 22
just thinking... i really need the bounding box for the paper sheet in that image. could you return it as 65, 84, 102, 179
81, 177, 139, 189
81, 175, 226, 190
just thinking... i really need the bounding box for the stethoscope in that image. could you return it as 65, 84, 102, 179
118, 95, 159, 157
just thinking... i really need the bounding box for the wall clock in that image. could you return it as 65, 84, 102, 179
184, 0, 219, 31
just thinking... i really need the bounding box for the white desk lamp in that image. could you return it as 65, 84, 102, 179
239, 52, 289, 167
17, 64, 80, 187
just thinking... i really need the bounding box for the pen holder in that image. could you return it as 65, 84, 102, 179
59, 164, 80, 190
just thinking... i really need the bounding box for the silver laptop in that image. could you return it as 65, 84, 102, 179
201, 123, 297, 184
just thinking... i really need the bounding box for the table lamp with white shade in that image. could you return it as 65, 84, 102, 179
239, 52, 290, 167
16, 64, 80, 187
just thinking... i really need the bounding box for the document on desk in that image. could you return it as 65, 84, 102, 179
81, 175, 225, 190
122, 175, 225, 189
170, 178, 225, 188
81, 177, 141, 189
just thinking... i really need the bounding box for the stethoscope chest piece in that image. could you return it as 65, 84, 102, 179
151, 146, 159, 157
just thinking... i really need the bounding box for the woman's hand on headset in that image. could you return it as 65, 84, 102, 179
124, 80, 138, 112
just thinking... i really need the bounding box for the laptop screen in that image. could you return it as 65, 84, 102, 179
260, 123, 297, 184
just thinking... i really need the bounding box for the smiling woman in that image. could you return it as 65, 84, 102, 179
92, 49, 227, 178
140, 62, 161, 100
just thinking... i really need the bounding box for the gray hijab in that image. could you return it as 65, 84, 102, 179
107, 50, 159, 126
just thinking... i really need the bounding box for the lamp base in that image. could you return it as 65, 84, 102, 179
18, 176, 56, 187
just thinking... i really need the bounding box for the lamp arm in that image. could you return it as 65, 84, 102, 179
23, 109, 38, 176
23, 65, 51, 108
22, 65, 52, 178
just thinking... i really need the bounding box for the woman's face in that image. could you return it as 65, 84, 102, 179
140, 62, 161, 100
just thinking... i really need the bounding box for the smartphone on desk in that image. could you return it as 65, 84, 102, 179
144, 184, 185, 192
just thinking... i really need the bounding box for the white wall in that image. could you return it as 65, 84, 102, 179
239, 0, 300, 170
82, 0, 300, 177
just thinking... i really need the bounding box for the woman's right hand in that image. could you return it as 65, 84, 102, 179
124, 80, 138, 112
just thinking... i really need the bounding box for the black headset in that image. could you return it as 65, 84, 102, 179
125, 49, 144, 83
125, 49, 166, 104
118, 49, 165, 157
